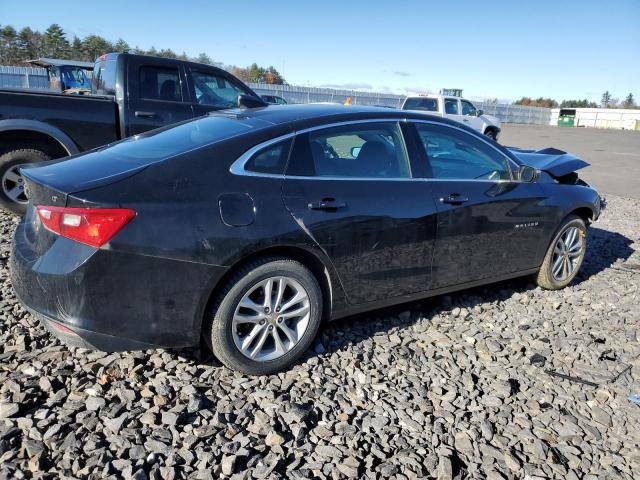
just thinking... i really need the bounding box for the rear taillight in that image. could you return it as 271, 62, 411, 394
36, 206, 136, 248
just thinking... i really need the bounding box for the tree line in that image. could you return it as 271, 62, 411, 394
514, 91, 636, 109
0, 23, 286, 84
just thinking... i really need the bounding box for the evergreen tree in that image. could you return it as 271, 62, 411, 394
623, 93, 635, 108
196, 52, 212, 64
601, 91, 612, 108
113, 38, 130, 53
43, 24, 70, 58
82, 35, 113, 62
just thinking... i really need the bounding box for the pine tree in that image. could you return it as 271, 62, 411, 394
196, 52, 212, 65
43, 24, 70, 58
113, 38, 130, 53
601, 91, 612, 108
623, 93, 635, 108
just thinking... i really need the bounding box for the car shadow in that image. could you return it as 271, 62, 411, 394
573, 226, 635, 284
174, 226, 634, 371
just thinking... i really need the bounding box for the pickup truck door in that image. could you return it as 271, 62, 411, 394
460, 99, 484, 133
125, 56, 194, 136
442, 97, 466, 125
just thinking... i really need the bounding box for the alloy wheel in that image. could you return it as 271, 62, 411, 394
1, 165, 28, 203
551, 226, 583, 281
232, 276, 311, 362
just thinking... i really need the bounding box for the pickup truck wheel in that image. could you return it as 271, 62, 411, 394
484, 129, 497, 141
0, 149, 50, 216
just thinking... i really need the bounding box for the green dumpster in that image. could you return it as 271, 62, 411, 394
558, 108, 576, 127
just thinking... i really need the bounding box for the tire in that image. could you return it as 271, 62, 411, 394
484, 129, 498, 141
205, 257, 323, 375
0, 149, 50, 216
536, 215, 587, 289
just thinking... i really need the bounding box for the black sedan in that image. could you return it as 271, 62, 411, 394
10, 105, 601, 374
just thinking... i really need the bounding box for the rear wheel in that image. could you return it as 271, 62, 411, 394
205, 258, 322, 375
536, 215, 587, 289
0, 149, 50, 215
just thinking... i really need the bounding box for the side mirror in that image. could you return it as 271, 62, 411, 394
350, 146, 362, 158
477, 109, 484, 116
238, 94, 267, 109
518, 165, 538, 183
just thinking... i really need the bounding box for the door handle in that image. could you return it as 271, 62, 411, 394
463, 119, 469, 122
440, 194, 469, 205
135, 111, 156, 118
308, 198, 347, 211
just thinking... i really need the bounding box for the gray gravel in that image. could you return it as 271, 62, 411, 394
1, 195, 639, 479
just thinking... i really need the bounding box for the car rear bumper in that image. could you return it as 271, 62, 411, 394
10, 219, 225, 352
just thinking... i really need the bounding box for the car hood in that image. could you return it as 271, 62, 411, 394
481, 114, 501, 127
508, 147, 590, 178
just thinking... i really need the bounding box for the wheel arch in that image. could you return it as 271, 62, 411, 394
569, 205, 595, 223
198, 245, 337, 339
0, 119, 80, 158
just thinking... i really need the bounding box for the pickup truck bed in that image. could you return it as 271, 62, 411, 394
0, 89, 119, 152
0, 52, 265, 215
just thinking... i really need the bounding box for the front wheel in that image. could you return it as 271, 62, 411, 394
536, 215, 587, 289
484, 129, 498, 141
206, 258, 323, 375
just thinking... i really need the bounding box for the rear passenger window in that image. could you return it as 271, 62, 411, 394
245, 140, 292, 175
139, 66, 182, 102
287, 122, 411, 178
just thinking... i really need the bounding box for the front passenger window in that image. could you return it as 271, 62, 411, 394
461, 101, 477, 116
415, 124, 511, 180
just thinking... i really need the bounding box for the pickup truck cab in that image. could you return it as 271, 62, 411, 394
401, 95, 501, 141
0, 53, 265, 214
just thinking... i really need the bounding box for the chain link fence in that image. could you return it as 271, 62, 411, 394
0, 66, 551, 125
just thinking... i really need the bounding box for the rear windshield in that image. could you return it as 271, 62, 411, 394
403, 97, 438, 111
94, 115, 263, 162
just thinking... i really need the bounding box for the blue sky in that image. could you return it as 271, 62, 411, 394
3, 0, 639, 102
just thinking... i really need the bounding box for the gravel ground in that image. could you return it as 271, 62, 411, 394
0, 196, 639, 480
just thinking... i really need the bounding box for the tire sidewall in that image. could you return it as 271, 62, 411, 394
540, 216, 587, 289
210, 260, 322, 375
0, 149, 50, 215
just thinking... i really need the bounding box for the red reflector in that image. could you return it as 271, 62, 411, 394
36, 206, 136, 248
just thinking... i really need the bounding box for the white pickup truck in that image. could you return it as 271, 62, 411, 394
401, 95, 501, 140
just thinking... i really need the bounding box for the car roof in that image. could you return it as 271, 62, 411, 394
212, 103, 451, 130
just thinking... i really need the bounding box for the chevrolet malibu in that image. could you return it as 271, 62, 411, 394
10, 105, 601, 374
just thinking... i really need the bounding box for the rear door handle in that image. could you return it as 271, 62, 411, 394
135, 111, 156, 118
308, 198, 347, 211
440, 194, 469, 205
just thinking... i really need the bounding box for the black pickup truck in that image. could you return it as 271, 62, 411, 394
0, 52, 266, 214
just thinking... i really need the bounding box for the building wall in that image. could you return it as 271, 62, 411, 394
550, 108, 640, 130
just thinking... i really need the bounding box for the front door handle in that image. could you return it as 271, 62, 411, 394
135, 111, 156, 118
440, 194, 469, 205
308, 198, 347, 211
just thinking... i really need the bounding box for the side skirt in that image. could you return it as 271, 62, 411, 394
329, 267, 539, 321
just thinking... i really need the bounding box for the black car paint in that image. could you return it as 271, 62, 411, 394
10, 105, 601, 352
0, 53, 264, 153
